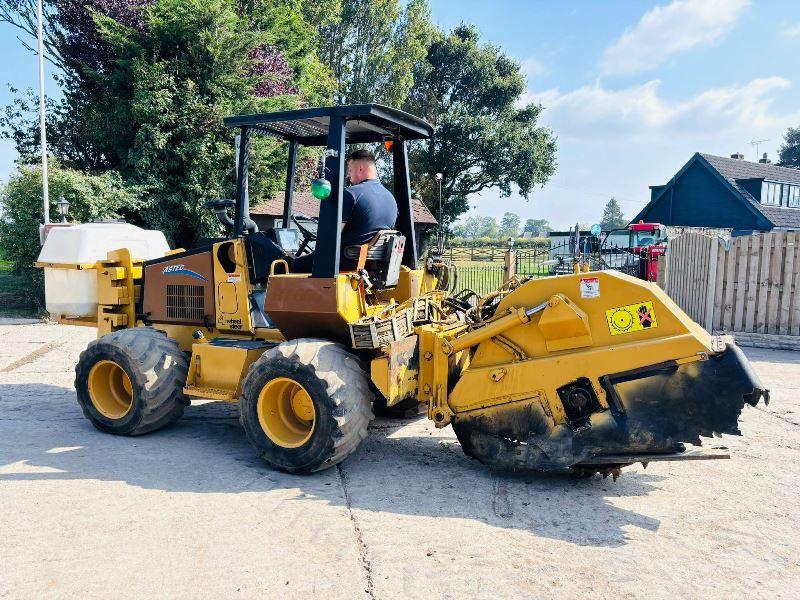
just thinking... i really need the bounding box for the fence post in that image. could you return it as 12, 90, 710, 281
504, 249, 516, 282
656, 253, 667, 289
703, 237, 720, 333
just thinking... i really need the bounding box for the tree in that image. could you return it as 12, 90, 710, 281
499, 212, 520, 238
0, 164, 142, 289
1, 0, 331, 247
404, 25, 557, 227
523, 218, 551, 237
454, 215, 498, 240
312, 0, 434, 106
777, 126, 800, 169
600, 198, 626, 230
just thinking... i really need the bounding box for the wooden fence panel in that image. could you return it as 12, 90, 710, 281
733, 237, 748, 331
768, 232, 784, 335
665, 231, 800, 337
788, 232, 800, 336
721, 237, 737, 331
755, 235, 781, 333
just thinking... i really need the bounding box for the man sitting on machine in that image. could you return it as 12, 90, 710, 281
291, 149, 398, 273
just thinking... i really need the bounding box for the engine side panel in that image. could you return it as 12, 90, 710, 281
142, 249, 215, 326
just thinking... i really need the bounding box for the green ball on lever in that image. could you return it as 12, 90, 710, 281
311, 178, 332, 200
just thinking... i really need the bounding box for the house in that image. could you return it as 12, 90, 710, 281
634, 153, 800, 234
249, 190, 438, 255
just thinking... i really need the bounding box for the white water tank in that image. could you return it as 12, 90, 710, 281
37, 223, 170, 317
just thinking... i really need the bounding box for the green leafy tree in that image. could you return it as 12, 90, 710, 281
404, 24, 556, 226
1, 0, 331, 247
499, 212, 520, 238
313, 0, 434, 106
478, 215, 500, 239
522, 218, 551, 236
454, 215, 499, 240
600, 198, 626, 230
777, 126, 800, 169
0, 165, 142, 290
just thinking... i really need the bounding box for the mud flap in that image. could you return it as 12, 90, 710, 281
452, 343, 769, 473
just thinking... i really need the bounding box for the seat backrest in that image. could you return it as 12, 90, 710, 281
343, 230, 405, 288
342, 230, 397, 260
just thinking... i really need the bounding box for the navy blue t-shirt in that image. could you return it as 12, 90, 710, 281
341, 179, 398, 247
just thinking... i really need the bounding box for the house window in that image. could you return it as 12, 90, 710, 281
762, 181, 780, 205
789, 185, 800, 208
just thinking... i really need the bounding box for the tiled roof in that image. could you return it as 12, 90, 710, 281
250, 190, 438, 224
701, 153, 800, 185
700, 153, 800, 229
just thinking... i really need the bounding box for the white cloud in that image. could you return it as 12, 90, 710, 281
600, 0, 749, 76
525, 77, 799, 142
519, 57, 546, 82
782, 22, 800, 37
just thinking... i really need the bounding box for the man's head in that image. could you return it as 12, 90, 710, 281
346, 149, 378, 185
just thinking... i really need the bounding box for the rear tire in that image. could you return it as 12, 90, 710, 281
239, 339, 373, 473
74, 327, 189, 435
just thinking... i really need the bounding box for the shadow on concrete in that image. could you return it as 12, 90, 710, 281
0, 383, 664, 548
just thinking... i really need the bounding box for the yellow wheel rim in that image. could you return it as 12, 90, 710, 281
88, 360, 134, 419
257, 377, 316, 448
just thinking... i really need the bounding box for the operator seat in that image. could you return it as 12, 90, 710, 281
342, 230, 406, 289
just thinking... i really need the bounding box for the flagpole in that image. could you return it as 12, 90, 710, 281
37, 0, 49, 226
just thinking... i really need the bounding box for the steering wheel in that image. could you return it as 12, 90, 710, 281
292, 215, 318, 255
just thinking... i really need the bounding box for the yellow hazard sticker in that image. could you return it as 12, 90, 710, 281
605, 301, 658, 336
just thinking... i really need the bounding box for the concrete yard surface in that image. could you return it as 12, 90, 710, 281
1, 323, 799, 599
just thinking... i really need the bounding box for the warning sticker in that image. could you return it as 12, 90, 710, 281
605, 301, 658, 336
580, 277, 600, 298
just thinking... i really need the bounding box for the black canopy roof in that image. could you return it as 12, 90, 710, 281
223, 104, 433, 146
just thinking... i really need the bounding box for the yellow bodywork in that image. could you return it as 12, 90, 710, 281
45, 245, 718, 440
212, 239, 255, 334
184, 342, 267, 401
403, 270, 713, 429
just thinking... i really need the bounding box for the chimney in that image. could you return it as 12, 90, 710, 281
730, 152, 744, 160
759, 152, 771, 164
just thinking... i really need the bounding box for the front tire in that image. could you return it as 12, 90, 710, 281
240, 339, 373, 473
74, 327, 189, 435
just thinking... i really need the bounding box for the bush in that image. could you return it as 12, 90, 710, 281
447, 236, 550, 250
0, 165, 142, 293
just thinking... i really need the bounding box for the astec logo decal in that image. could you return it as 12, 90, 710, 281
162, 264, 208, 282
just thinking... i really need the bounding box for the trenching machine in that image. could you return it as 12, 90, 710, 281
37, 104, 768, 476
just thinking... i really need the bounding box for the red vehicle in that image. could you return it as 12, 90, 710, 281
601, 221, 667, 282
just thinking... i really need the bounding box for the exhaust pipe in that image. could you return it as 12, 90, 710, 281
204, 200, 257, 236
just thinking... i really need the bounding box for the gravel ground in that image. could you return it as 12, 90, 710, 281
1, 323, 798, 599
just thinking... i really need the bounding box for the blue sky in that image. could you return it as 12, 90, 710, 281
2, 0, 799, 228
427, 0, 800, 228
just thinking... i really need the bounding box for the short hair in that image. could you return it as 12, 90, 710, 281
347, 149, 376, 164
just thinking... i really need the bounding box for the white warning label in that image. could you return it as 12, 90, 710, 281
580, 277, 600, 298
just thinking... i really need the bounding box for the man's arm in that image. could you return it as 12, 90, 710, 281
341, 189, 357, 224
341, 189, 358, 230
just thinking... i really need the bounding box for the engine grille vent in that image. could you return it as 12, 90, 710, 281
166, 284, 205, 321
